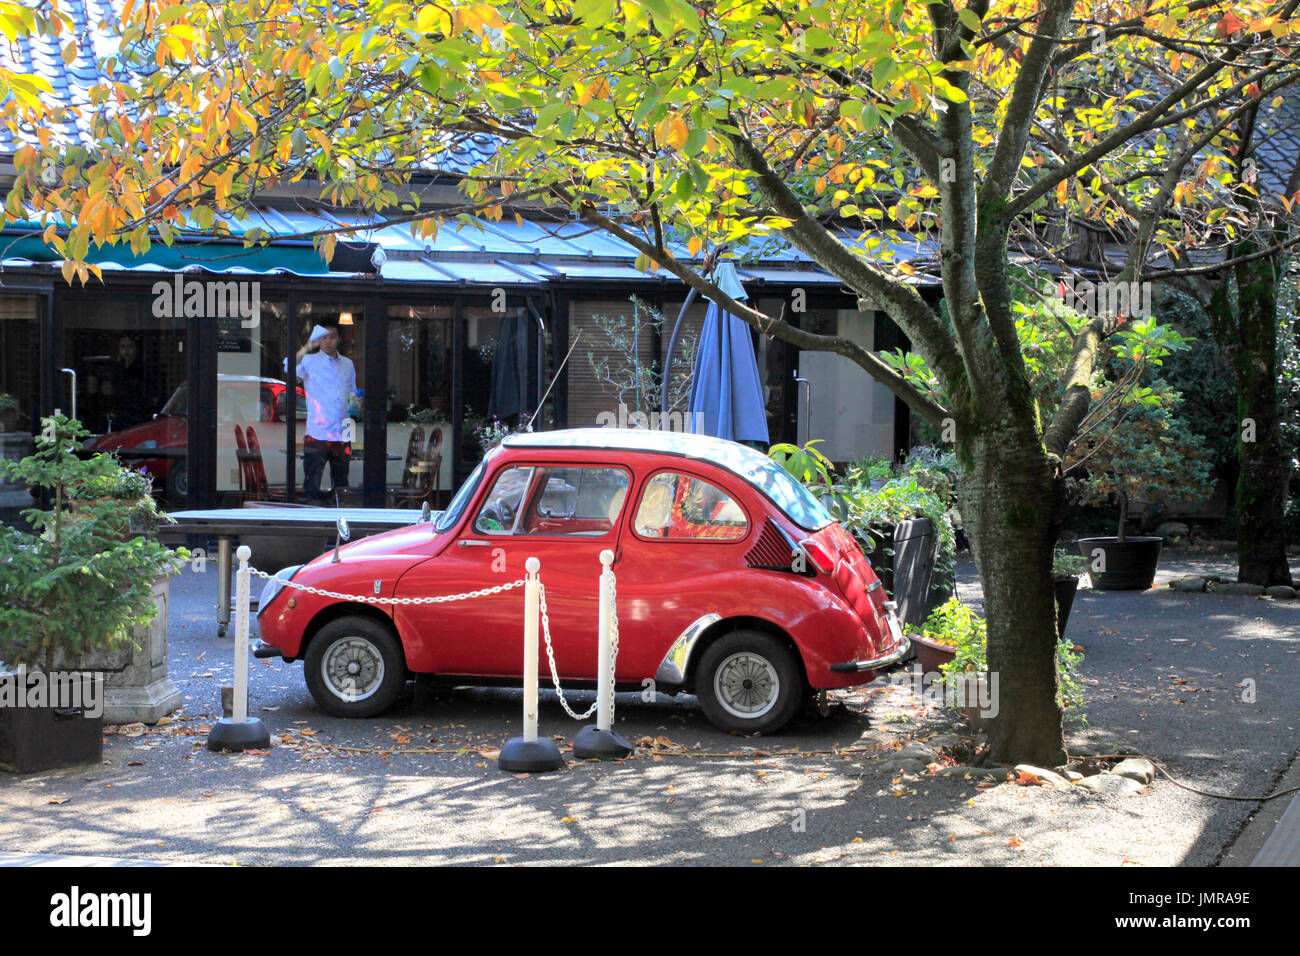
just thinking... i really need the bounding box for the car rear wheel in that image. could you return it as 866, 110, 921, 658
304, 616, 405, 718
696, 630, 805, 734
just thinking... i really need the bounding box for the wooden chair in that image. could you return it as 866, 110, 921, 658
243, 425, 289, 502
388, 427, 442, 509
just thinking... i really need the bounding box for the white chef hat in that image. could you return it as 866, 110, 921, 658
309, 324, 333, 342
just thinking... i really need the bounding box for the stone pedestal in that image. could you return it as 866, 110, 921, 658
82, 577, 183, 724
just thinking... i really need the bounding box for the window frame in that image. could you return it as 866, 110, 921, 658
467, 460, 633, 540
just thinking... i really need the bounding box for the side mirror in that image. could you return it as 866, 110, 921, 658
332, 517, 350, 563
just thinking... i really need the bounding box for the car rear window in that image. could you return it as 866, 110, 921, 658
634, 472, 748, 540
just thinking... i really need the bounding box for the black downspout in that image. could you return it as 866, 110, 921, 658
451, 297, 465, 485
188, 293, 218, 509
362, 293, 387, 507
284, 291, 298, 503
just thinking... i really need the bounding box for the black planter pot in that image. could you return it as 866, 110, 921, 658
0, 703, 103, 774
864, 518, 938, 630
1077, 536, 1163, 591
1054, 576, 1079, 637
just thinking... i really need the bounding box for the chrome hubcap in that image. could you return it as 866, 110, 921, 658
322, 637, 385, 702
714, 652, 780, 719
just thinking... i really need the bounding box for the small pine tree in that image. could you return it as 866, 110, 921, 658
0, 414, 187, 675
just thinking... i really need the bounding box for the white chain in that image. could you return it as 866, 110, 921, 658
537, 582, 597, 720
537, 572, 621, 722
249, 566, 526, 605
251, 562, 622, 724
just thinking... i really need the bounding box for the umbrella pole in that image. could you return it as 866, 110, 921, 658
661, 288, 697, 422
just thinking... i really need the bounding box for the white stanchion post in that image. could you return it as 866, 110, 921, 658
572, 549, 632, 760
522, 556, 541, 743
595, 550, 614, 732
233, 547, 251, 722
499, 556, 563, 772
206, 546, 271, 752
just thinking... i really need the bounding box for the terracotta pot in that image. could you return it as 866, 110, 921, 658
910, 632, 957, 672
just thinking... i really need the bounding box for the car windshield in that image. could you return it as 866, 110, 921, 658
159, 383, 187, 417
433, 451, 497, 533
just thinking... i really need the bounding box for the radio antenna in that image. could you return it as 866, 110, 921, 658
528, 330, 582, 430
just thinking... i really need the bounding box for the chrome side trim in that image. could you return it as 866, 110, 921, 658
654, 613, 722, 686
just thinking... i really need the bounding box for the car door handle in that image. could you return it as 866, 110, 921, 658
457, 539, 493, 547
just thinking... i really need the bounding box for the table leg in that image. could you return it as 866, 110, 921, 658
217, 535, 232, 637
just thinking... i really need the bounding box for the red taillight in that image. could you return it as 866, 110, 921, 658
798, 538, 836, 575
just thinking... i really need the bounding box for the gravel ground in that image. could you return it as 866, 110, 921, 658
0, 546, 1296, 866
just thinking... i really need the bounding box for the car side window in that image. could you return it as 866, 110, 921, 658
634, 471, 748, 540
520, 466, 630, 536
473, 466, 536, 535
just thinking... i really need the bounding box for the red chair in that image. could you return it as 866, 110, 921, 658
234, 425, 251, 503
243, 426, 288, 501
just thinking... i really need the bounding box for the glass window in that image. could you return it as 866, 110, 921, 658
61, 292, 189, 507
473, 465, 536, 535
386, 303, 452, 506
634, 472, 748, 540
519, 466, 629, 536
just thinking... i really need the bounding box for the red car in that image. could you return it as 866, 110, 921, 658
256, 429, 909, 733
85, 375, 305, 501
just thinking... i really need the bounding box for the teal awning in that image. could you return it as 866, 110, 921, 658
0, 232, 337, 275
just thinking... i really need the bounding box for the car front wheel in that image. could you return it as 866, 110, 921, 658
696, 630, 805, 734
304, 616, 406, 718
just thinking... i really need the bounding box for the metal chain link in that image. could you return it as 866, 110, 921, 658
537, 582, 597, 720
538, 570, 622, 722
250, 561, 622, 724
249, 566, 526, 605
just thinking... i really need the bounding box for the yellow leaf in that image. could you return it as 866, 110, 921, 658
655, 114, 689, 150
687, 236, 703, 257
1056, 178, 1068, 204
416, 6, 441, 32
60, 259, 75, 285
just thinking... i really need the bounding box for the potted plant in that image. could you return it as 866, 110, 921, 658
924, 597, 1087, 730
0, 394, 34, 515
857, 453, 893, 491
0, 415, 187, 771
1070, 381, 1211, 590
905, 596, 981, 673
0, 392, 18, 432
1052, 549, 1086, 636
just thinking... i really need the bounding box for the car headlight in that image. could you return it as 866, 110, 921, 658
257, 565, 303, 617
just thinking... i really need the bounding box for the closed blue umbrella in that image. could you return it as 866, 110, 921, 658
688, 263, 770, 444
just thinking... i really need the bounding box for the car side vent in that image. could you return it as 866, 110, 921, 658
745, 518, 807, 574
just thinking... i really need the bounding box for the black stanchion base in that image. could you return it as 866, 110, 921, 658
498, 737, 564, 773
206, 717, 271, 752
572, 725, 634, 760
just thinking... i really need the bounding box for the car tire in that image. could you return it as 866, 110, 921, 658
304, 616, 406, 718
165, 464, 188, 501
696, 630, 805, 734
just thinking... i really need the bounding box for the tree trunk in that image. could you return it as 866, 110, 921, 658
1213, 248, 1295, 587
958, 424, 1067, 767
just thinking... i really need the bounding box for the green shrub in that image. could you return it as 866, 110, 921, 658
911, 597, 1087, 723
